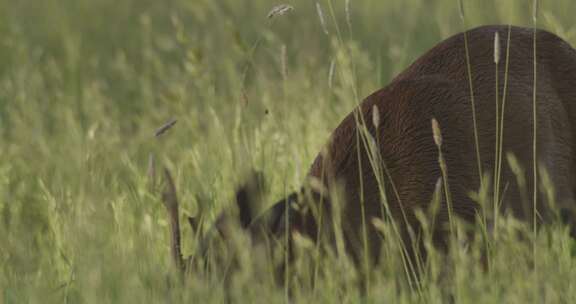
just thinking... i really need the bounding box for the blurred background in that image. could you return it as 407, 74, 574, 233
1, 0, 575, 302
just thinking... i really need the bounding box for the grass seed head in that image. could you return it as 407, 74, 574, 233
494, 31, 500, 64
267, 4, 294, 19
431, 118, 443, 147
372, 105, 380, 129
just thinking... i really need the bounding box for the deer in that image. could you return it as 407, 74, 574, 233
158, 25, 576, 282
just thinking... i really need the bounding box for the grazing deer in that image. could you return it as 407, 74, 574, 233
160, 25, 576, 278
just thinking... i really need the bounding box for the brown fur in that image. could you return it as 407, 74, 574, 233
259, 25, 576, 265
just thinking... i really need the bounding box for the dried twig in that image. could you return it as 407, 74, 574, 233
155, 119, 177, 137
161, 168, 186, 273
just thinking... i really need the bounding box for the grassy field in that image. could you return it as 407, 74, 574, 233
1, 0, 576, 302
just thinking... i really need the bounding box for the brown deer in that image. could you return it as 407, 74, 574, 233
160, 25, 576, 278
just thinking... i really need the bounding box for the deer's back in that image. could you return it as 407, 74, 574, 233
307, 25, 576, 258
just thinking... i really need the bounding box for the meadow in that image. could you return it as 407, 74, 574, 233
1, 0, 576, 302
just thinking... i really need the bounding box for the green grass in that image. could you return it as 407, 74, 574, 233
1, 0, 576, 302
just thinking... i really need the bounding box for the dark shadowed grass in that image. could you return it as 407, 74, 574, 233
1, 0, 576, 303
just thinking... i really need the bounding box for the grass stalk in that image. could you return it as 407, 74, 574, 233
359, 115, 422, 291
495, 25, 513, 235
532, 0, 539, 298
322, 0, 372, 291
493, 30, 500, 227
458, 0, 484, 186
354, 123, 371, 293
324, 0, 420, 293
432, 118, 454, 232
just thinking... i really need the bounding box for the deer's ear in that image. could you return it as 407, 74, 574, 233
235, 170, 266, 229
235, 185, 253, 228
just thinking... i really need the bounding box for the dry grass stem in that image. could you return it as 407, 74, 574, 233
316, 2, 329, 35
267, 4, 294, 19
458, 0, 465, 20
155, 118, 177, 137
161, 168, 186, 273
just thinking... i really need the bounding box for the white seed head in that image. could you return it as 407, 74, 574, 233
372, 105, 380, 129
431, 118, 443, 147
267, 4, 294, 19
494, 31, 500, 64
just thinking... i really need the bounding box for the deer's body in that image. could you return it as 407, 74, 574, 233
163, 25, 576, 276
300, 25, 576, 262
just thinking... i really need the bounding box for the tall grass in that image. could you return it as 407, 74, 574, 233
532, 0, 540, 299
459, 0, 484, 186
494, 25, 513, 235
1, 0, 575, 303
